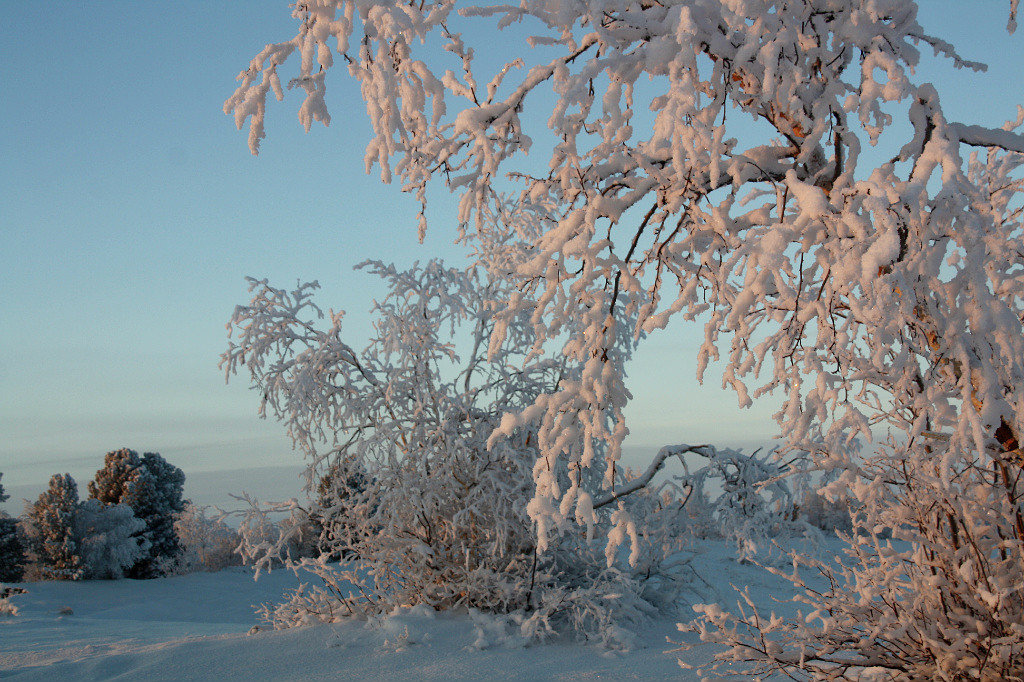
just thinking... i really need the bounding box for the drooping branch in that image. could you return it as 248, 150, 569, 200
593, 443, 714, 510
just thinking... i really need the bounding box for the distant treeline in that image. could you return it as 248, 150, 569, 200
0, 449, 240, 583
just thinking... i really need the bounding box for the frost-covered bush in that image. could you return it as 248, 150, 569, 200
22, 474, 83, 581
674, 446, 808, 562
88, 449, 186, 578
74, 499, 149, 580
225, 261, 692, 645
686, 439, 1024, 680
797, 489, 853, 536
0, 585, 25, 617
160, 503, 241, 574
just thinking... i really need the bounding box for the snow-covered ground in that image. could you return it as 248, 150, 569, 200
0, 540, 822, 681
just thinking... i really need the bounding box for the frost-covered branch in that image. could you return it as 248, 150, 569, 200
225, 3, 1024, 673
593, 443, 713, 510
225, 0, 1024, 538
223, 258, 694, 646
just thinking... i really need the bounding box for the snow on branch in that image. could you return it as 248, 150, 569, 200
947, 122, 1024, 153
225, 3, 1024, 673
593, 443, 714, 510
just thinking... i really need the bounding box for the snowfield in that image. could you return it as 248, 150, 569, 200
0, 540, 819, 681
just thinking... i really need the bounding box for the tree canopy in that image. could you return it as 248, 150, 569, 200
225, 3, 1024, 676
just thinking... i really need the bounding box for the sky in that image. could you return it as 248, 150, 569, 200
2, 3, 1023, 494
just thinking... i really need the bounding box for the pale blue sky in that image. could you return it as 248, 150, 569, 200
2, 3, 1022, 491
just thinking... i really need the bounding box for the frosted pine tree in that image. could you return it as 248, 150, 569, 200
23, 474, 82, 581
74, 500, 149, 580
0, 519, 25, 583
0, 473, 26, 582
308, 463, 370, 561
134, 452, 187, 572
88, 449, 186, 578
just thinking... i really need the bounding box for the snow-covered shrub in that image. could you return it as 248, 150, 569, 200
225, 261, 692, 645
160, 503, 241, 574
797, 489, 853, 535
675, 446, 807, 563
0, 585, 25, 617
22, 474, 83, 581
74, 499, 149, 580
88, 449, 186, 578
686, 438, 1024, 680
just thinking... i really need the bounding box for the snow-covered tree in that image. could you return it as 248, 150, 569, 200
308, 463, 370, 561
0, 518, 26, 583
88, 449, 187, 578
224, 260, 691, 645
227, 2, 1024, 673
21, 475, 151, 582
74, 500, 149, 580
0, 473, 26, 583
797, 487, 853, 535
22, 474, 82, 581
159, 503, 241, 575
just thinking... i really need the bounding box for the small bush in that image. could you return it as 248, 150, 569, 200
0, 585, 26, 617
226, 262, 695, 647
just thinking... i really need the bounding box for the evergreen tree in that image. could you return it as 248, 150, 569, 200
88, 449, 186, 578
74, 500, 148, 580
0, 473, 26, 582
23, 474, 81, 580
0, 519, 25, 583
309, 463, 370, 561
